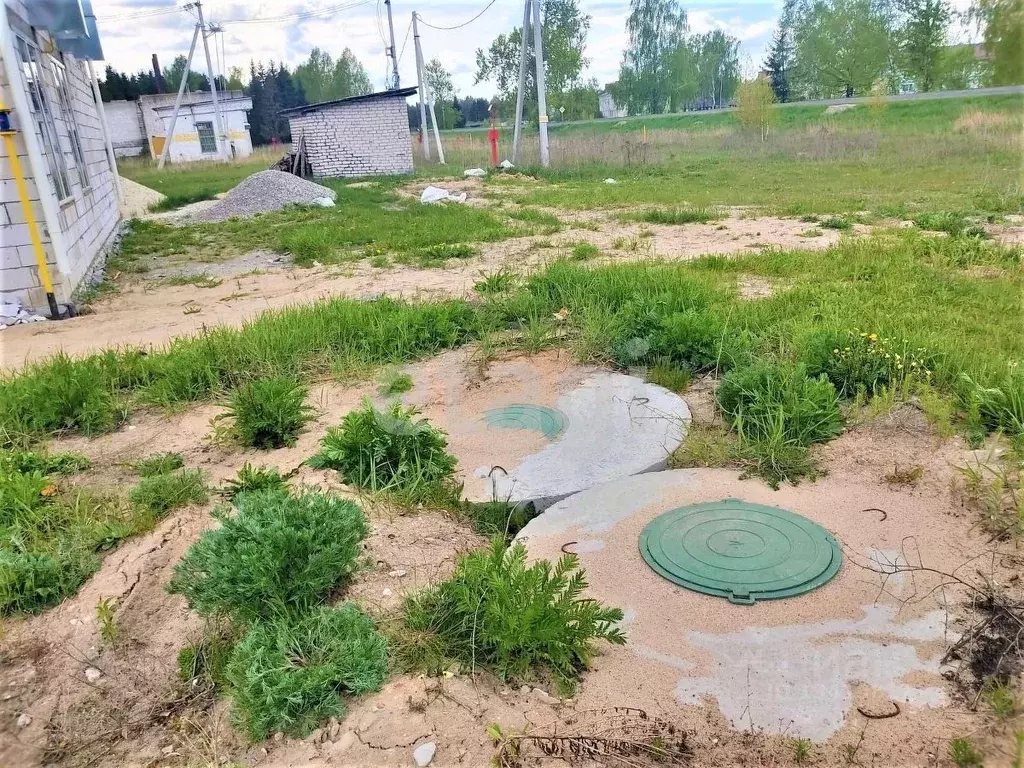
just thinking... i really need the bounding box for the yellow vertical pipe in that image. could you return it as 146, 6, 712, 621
1, 130, 56, 295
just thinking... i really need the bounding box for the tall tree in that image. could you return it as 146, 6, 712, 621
619, 0, 688, 114
897, 0, 951, 91
971, 0, 1023, 85
764, 0, 797, 101
163, 54, 209, 92
793, 0, 893, 97
293, 47, 372, 103
474, 0, 591, 113
424, 58, 454, 103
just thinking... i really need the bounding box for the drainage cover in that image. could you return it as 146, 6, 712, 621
639, 499, 841, 604
483, 405, 568, 440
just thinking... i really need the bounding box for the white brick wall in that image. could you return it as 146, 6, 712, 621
287, 95, 414, 178
0, 17, 120, 310
104, 99, 146, 156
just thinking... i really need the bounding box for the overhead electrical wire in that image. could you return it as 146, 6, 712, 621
417, 0, 500, 30
396, 17, 413, 65
219, 0, 374, 25
95, 6, 182, 23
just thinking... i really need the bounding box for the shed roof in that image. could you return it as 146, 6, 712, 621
279, 87, 418, 117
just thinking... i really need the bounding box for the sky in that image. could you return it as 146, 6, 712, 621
91, 0, 973, 98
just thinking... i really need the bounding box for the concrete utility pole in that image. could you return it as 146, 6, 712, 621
151, 53, 166, 93
195, 0, 228, 159
384, 0, 400, 89
412, 12, 430, 159
530, 0, 550, 167
511, 0, 531, 164
157, 22, 200, 169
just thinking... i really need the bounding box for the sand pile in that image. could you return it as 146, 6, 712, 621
184, 170, 335, 223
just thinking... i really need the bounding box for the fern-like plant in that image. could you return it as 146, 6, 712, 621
225, 605, 388, 740
226, 378, 314, 449
308, 400, 458, 504
167, 489, 367, 622
402, 539, 625, 689
222, 462, 288, 501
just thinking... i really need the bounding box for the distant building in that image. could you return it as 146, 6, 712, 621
1, 0, 122, 312
598, 88, 627, 119
281, 88, 417, 178
105, 91, 253, 162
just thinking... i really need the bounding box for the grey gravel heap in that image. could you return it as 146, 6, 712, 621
184, 170, 336, 224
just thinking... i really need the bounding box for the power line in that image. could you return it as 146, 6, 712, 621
417, 0, 500, 30
397, 17, 413, 65
95, 6, 182, 22
218, 0, 374, 26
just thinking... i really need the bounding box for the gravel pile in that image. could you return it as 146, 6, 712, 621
184, 170, 336, 224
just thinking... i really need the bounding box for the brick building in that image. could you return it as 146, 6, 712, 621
281, 87, 416, 178
1, 0, 121, 314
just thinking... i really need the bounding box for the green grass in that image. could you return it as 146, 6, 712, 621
623, 207, 722, 225
132, 451, 184, 477
398, 538, 625, 691
308, 400, 459, 505
474, 268, 519, 294
378, 368, 414, 396
119, 152, 277, 211
225, 378, 314, 449
167, 489, 367, 623
222, 463, 289, 500
128, 468, 208, 514
225, 605, 388, 740
948, 736, 984, 768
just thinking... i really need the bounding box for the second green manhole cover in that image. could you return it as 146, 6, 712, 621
483, 405, 567, 440
639, 499, 841, 604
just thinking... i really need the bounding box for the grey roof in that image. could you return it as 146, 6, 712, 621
279, 87, 419, 117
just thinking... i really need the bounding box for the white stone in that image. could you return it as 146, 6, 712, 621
387, 569, 407, 578
16, 713, 31, 728
413, 741, 436, 766
84, 667, 102, 683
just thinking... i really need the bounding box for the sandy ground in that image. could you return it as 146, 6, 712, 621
0, 376, 1014, 768
119, 178, 165, 219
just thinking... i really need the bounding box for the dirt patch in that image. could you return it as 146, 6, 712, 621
737, 275, 775, 299
119, 177, 165, 219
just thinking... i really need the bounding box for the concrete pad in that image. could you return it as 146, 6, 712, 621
400, 350, 689, 510
517, 468, 983, 743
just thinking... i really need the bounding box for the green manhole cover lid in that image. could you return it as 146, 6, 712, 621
483, 405, 567, 440
639, 499, 841, 604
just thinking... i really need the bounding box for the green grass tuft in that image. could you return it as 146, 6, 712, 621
167, 489, 367, 622
222, 462, 289, 501
225, 377, 314, 449
474, 268, 518, 294
378, 369, 414, 397
819, 216, 852, 230
625, 207, 721, 225
647, 359, 692, 393
400, 539, 625, 689
948, 736, 983, 768
225, 605, 388, 740
132, 452, 184, 477
308, 400, 459, 504
129, 469, 208, 515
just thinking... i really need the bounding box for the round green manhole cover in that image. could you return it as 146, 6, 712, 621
639, 499, 841, 604
483, 405, 568, 440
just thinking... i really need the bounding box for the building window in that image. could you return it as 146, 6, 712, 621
196, 121, 217, 153
16, 35, 72, 201
49, 55, 90, 188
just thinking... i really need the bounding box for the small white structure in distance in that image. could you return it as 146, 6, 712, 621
280, 87, 417, 178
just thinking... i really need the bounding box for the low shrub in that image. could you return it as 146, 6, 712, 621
222, 462, 289, 501
0, 548, 96, 616
716, 361, 844, 447
225, 605, 388, 740
132, 451, 184, 477
129, 469, 208, 515
801, 329, 932, 397
226, 378, 314, 449
167, 490, 367, 622
308, 401, 459, 503
401, 539, 625, 689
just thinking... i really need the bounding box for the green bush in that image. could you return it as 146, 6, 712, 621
308, 401, 458, 503
129, 469, 208, 515
0, 548, 96, 616
225, 605, 388, 740
132, 451, 184, 477
0, 449, 90, 476
222, 462, 289, 501
226, 378, 314, 449
402, 539, 625, 688
167, 490, 368, 622
716, 361, 844, 447
652, 309, 748, 373
802, 329, 932, 397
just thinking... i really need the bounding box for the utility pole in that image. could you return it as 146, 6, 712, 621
384, 0, 400, 89
194, 0, 228, 160
412, 12, 430, 159
530, 0, 550, 167
157, 22, 200, 169
511, 0, 531, 164
151, 53, 166, 93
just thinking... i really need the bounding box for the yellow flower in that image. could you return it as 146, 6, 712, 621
868, 333, 878, 342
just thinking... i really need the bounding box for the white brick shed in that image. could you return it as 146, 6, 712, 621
1, 0, 121, 315
281, 87, 416, 178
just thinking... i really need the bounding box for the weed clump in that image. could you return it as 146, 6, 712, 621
226, 378, 314, 449
225, 605, 388, 740
819, 216, 851, 230
462, 500, 534, 540
628, 207, 721, 225
378, 369, 414, 396
0, 549, 94, 615
400, 539, 625, 689
132, 451, 184, 477
222, 462, 289, 500
168, 490, 367, 622
309, 401, 459, 504
802, 329, 931, 397
129, 469, 208, 515
474, 268, 518, 294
